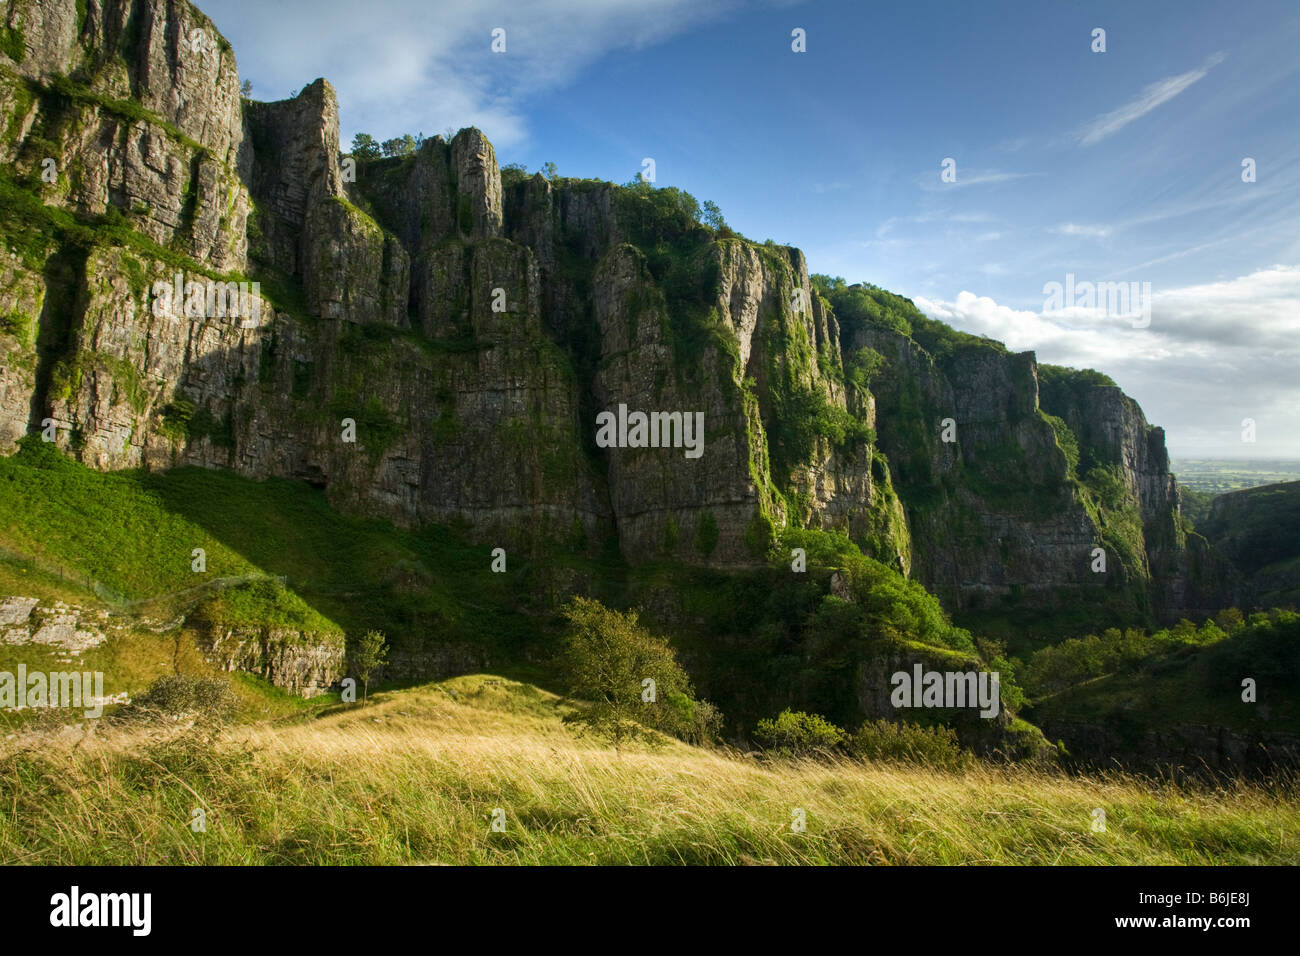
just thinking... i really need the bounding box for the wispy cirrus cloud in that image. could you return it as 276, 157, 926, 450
921, 169, 1038, 191
1051, 222, 1113, 239
1076, 52, 1226, 146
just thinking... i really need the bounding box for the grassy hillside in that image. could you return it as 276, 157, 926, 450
2, 673, 1295, 865
0, 436, 544, 663
1197, 481, 1300, 608
0, 557, 336, 732
0, 438, 1040, 742
1022, 612, 1300, 774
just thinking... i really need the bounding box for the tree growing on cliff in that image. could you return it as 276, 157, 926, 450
351, 133, 381, 161
349, 629, 389, 703
381, 134, 417, 158
501, 162, 529, 187
701, 199, 725, 230
557, 597, 702, 752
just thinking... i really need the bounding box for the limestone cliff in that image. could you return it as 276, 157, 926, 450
0, 0, 1237, 648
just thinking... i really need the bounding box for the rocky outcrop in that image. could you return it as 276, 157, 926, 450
1038, 369, 1247, 621
852, 328, 1245, 628
197, 623, 344, 697
0, 595, 110, 655
856, 647, 1053, 758
0, 249, 43, 449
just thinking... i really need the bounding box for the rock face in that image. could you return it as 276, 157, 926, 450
0, 0, 1239, 645
1, 0, 250, 270
857, 334, 1247, 627
197, 623, 344, 697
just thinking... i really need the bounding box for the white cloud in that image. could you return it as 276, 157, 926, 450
1076, 52, 1226, 147
912, 264, 1300, 456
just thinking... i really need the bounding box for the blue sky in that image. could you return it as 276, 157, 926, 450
204, 0, 1300, 458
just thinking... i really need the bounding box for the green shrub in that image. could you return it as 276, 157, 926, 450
500, 162, 529, 188
660, 691, 724, 746
1020, 614, 1264, 700
743, 512, 776, 559
846, 347, 885, 392
754, 708, 846, 757
768, 386, 874, 474
847, 719, 972, 770
0, 312, 31, 341
1, 24, 25, 63
127, 675, 237, 723
157, 398, 195, 441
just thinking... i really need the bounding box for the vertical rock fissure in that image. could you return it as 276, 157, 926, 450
27, 243, 89, 436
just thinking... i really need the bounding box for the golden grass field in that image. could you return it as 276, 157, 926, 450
2, 674, 1296, 865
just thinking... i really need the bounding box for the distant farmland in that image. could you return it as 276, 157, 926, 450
1172, 459, 1300, 495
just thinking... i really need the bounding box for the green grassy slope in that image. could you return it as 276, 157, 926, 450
0, 436, 543, 663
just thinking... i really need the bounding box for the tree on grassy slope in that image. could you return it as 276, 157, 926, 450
349, 629, 389, 703
558, 596, 714, 752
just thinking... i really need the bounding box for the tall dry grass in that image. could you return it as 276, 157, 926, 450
2, 675, 1295, 865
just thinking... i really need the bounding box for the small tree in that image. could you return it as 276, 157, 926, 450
349, 629, 389, 703
541, 160, 558, 181
129, 675, 237, 726
701, 199, 726, 231
558, 597, 699, 752
240, 79, 252, 98
351, 133, 381, 161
